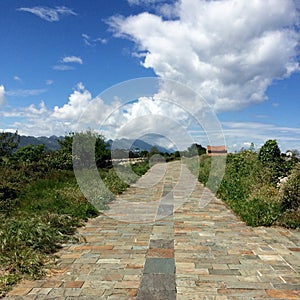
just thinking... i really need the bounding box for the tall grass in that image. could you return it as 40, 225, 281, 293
186, 152, 299, 228
0, 161, 150, 296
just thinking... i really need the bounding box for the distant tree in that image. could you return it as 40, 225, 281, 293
149, 146, 159, 158
70, 130, 110, 168
186, 143, 206, 157
0, 131, 19, 157
140, 150, 149, 158
258, 140, 281, 165
174, 150, 181, 158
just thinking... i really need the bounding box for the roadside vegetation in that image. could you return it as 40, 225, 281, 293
1, 131, 299, 296
0, 130, 150, 297
188, 140, 300, 228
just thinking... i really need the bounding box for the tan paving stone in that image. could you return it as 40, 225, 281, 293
147, 248, 174, 258
7, 288, 33, 296
266, 289, 300, 299
64, 281, 85, 288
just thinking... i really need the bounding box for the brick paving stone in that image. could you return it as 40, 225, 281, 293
266, 289, 300, 298
5, 161, 300, 299
147, 248, 174, 258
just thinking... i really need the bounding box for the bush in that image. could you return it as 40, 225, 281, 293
198, 155, 211, 184
278, 163, 300, 228
184, 140, 300, 229
258, 140, 281, 165
240, 198, 281, 227
280, 163, 300, 210
217, 151, 261, 203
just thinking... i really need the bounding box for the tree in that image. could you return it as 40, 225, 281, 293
186, 143, 206, 157
258, 140, 281, 165
69, 131, 110, 168
140, 150, 149, 158
174, 151, 180, 158
0, 131, 19, 157
13, 144, 45, 163
149, 146, 159, 158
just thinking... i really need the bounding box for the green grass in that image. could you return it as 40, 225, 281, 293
0, 160, 150, 296
185, 152, 300, 228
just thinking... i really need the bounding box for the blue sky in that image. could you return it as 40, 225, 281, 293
0, 0, 299, 152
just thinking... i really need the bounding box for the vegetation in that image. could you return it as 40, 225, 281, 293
2, 132, 299, 295
188, 140, 300, 228
0, 131, 150, 297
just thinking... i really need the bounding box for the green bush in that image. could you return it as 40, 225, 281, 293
189, 148, 300, 228
278, 164, 300, 228
131, 161, 150, 176
198, 155, 211, 184
217, 151, 261, 202
280, 163, 300, 211
258, 140, 281, 165
240, 198, 281, 227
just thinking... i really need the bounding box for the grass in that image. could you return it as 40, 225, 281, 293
185, 152, 300, 228
0, 160, 150, 297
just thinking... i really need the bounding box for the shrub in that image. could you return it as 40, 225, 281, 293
217, 151, 261, 202
280, 163, 300, 212
198, 155, 211, 184
240, 198, 281, 227
258, 140, 281, 165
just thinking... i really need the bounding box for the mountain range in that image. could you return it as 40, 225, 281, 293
107, 138, 172, 153
17, 135, 171, 153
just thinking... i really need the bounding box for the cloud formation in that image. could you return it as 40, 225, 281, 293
46, 80, 54, 85
82, 34, 107, 46
0, 85, 5, 107
1, 83, 299, 151
53, 65, 75, 71
62, 56, 83, 64
6, 89, 46, 97
13, 76, 22, 82
53, 83, 92, 120
109, 0, 300, 111
127, 0, 167, 5
18, 6, 77, 22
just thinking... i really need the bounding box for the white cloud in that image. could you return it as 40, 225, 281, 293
128, 0, 166, 5
18, 6, 77, 22
0, 85, 6, 107
46, 80, 54, 85
14, 76, 22, 82
109, 0, 300, 112
62, 56, 83, 64
53, 65, 75, 71
82, 34, 107, 46
53, 83, 92, 120
1, 83, 299, 152
6, 89, 46, 97
221, 121, 300, 152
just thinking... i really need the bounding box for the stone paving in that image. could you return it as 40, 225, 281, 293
6, 161, 300, 299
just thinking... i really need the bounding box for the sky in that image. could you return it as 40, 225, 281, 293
0, 0, 300, 152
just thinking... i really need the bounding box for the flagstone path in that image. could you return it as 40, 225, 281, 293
6, 161, 300, 299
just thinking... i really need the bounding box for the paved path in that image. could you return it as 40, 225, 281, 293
6, 161, 300, 299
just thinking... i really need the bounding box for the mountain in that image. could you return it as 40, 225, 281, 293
16, 135, 172, 153
107, 138, 172, 153
18, 135, 63, 151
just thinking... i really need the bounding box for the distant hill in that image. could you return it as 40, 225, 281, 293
16, 135, 172, 153
18, 135, 63, 151
107, 138, 172, 153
